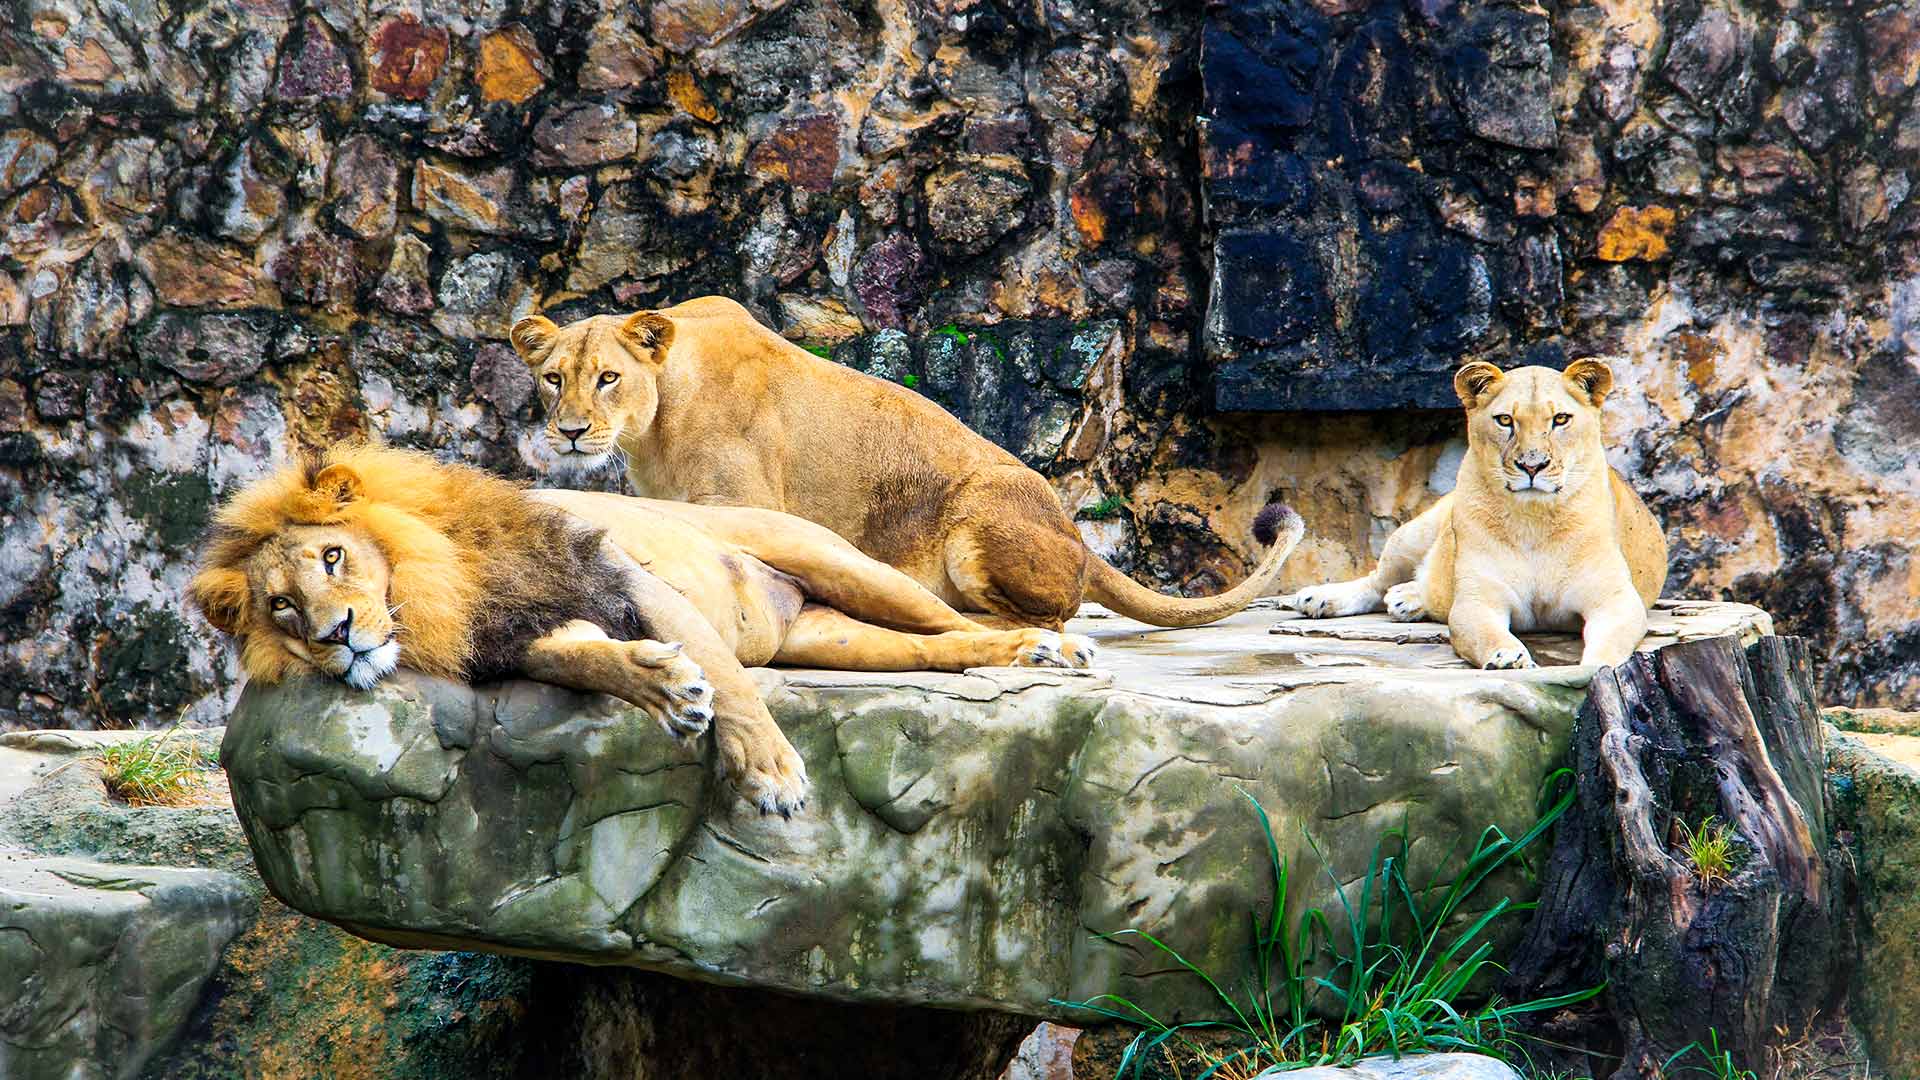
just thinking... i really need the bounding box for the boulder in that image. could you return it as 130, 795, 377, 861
0, 853, 251, 1080
1826, 711, 1920, 1079
223, 600, 1772, 1022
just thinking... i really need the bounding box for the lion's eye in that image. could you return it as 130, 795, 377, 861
323, 546, 343, 572
1552, 413, 1572, 427
270, 596, 292, 612
598, 371, 619, 387
544, 373, 561, 388
1494, 415, 1513, 429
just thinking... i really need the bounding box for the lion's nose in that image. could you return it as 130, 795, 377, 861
317, 609, 354, 645
557, 424, 589, 443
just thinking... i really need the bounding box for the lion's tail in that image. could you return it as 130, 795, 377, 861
1083, 502, 1304, 628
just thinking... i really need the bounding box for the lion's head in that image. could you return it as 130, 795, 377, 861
189, 446, 484, 688
508, 311, 676, 474
1453, 358, 1614, 497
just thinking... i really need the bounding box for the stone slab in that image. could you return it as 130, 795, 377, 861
224, 601, 1772, 1022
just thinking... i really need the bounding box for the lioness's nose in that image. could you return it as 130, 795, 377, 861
318, 609, 354, 645
557, 424, 588, 442
1518, 458, 1546, 477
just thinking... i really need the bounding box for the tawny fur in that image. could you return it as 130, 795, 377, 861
1290, 359, 1668, 669
510, 296, 1305, 629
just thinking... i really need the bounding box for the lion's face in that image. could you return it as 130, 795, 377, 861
240, 525, 401, 690
1454, 359, 1613, 497
508, 311, 676, 474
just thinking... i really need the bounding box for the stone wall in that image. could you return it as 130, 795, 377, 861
1, 0, 1915, 729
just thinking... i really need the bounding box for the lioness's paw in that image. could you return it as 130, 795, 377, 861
1384, 582, 1427, 623
1057, 633, 1099, 669
1288, 582, 1381, 619
1012, 629, 1076, 669
1483, 645, 1537, 670
720, 730, 810, 819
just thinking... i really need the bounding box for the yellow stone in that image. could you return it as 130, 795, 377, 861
476, 25, 545, 105
1596, 204, 1677, 262
668, 68, 718, 124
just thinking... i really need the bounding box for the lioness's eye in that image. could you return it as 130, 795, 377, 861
1552, 413, 1572, 427
544, 373, 561, 387
323, 546, 343, 570
598, 371, 619, 387
1494, 415, 1513, 428
270, 597, 292, 611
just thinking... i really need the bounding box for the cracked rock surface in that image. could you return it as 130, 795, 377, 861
225, 599, 1770, 1020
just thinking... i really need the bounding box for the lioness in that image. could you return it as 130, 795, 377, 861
189, 444, 1099, 816
508, 297, 1303, 629
1289, 359, 1667, 669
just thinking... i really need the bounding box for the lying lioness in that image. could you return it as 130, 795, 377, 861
188, 445, 1098, 816
1290, 359, 1667, 669
508, 297, 1303, 629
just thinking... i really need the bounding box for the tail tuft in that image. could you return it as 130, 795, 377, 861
1252, 501, 1301, 547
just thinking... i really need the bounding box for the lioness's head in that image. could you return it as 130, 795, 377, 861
1454, 358, 1614, 497
508, 311, 675, 473
190, 463, 404, 689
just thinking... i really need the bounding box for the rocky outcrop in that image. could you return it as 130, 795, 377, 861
0, 848, 251, 1080
1827, 711, 1920, 1080
0, 0, 1912, 732
223, 601, 1770, 1021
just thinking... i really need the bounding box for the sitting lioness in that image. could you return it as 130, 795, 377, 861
189, 444, 1099, 816
1289, 358, 1667, 669
508, 297, 1302, 629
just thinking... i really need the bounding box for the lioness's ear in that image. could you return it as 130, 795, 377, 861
1453, 361, 1506, 409
190, 567, 250, 635
310, 463, 365, 507
1563, 358, 1614, 407
618, 312, 675, 362
510, 316, 560, 366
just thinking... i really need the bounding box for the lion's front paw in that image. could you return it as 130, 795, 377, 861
720, 728, 810, 819
1483, 645, 1537, 670
1288, 581, 1381, 619
1011, 629, 1097, 669
626, 641, 714, 739
1384, 582, 1427, 623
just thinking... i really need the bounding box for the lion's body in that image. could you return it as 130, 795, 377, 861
190, 445, 1099, 814
1291, 362, 1668, 669
511, 297, 1304, 629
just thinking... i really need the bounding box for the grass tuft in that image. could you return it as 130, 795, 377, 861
1664, 1029, 1758, 1080
97, 727, 215, 806
1076, 494, 1129, 521
1673, 816, 1738, 891
1054, 770, 1597, 1078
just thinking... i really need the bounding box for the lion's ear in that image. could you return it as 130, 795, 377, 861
618, 312, 675, 363
510, 316, 560, 365
1453, 361, 1506, 409
1563, 357, 1614, 407
190, 567, 251, 635
310, 463, 365, 507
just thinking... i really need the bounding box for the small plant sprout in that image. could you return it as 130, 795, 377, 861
1076, 494, 1128, 521
97, 727, 215, 807
1672, 816, 1738, 891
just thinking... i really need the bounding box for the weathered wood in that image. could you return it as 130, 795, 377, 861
1504, 635, 1854, 1080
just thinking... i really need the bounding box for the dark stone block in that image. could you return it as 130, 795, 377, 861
1209, 229, 1327, 351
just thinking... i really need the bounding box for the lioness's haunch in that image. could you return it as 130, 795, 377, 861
1290, 358, 1668, 670
509, 296, 1305, 630
188, 444, 1099, 816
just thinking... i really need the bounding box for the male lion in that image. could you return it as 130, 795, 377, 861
1289, 359, 1667, 669
508, 297, 1303, 629
189, 444, 1100, 816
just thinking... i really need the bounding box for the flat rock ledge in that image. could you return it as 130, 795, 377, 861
223, 600, 1771, 1022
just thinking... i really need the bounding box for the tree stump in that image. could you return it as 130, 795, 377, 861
1504, 636, 1854, 1079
